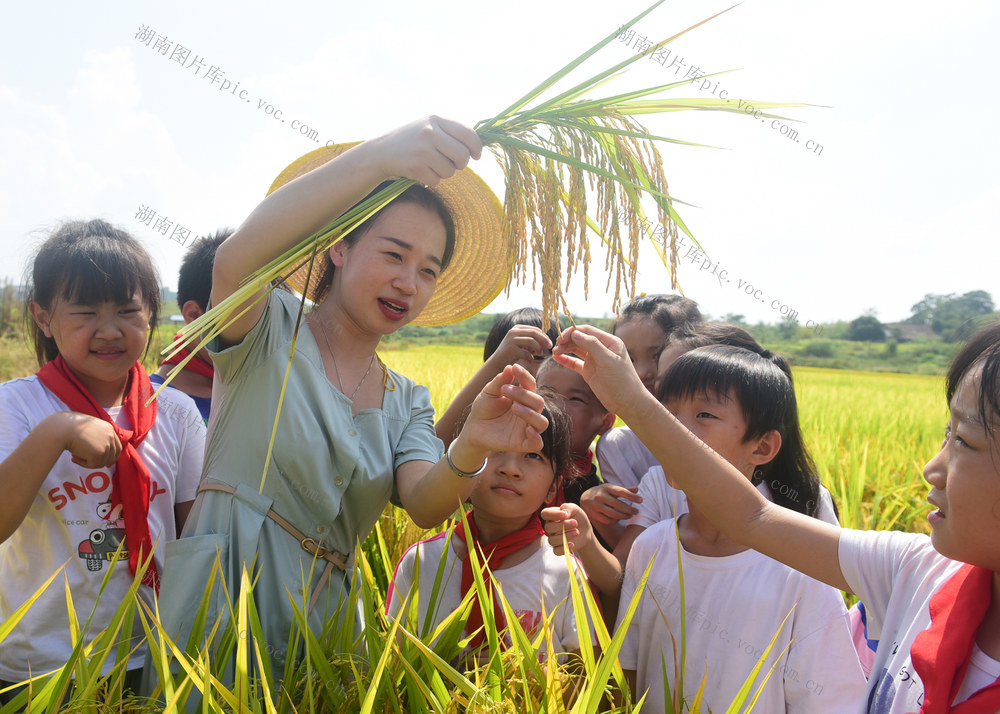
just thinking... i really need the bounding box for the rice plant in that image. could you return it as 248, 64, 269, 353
1, 536, 641, 713
2, 517, 809, 713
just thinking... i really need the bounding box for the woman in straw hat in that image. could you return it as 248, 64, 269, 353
153, 116, 543, 666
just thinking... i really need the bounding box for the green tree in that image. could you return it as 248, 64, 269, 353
906, 291, 995, 342
778, 315, 800, 341
847, 315, 885, 342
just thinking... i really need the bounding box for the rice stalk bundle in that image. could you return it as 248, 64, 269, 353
158, 0, 806, 386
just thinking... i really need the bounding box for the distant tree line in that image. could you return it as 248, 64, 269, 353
903, 290, 995, 342
841, 291, 995, 343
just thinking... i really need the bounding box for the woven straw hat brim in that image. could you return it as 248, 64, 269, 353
267, 143, 511, 326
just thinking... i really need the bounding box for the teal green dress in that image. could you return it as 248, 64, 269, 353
156, 289, 443, 667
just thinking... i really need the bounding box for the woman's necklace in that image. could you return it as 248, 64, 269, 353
314, 316, 376, 402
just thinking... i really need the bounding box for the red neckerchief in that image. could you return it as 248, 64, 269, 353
454, 511, 544, 649
37, 356, 159, 591
911, 563, 1000, 712
556, 449, 594, 505
572, 449, 595, 478
161, 333, 214, 379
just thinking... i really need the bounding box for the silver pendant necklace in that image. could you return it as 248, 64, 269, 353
313, 316, 376, 402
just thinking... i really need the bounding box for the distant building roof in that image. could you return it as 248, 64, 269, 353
884, 323, 936, 341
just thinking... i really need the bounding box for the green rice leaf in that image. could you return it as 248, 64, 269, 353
724, 604, 796, 713
511, 4, 740, 120
479, 0, 672, 126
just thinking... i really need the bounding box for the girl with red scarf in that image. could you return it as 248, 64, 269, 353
0, 220, 205, 703
386, 397, 595, 666
551, 321, 1000, 714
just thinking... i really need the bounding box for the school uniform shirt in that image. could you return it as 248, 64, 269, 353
618, 519, 865, 713
386, 532, 593, 655
0, 376, 205, 681
595, 426, 655, 490
840, 529, 1000, 712
628, 465, 841, 528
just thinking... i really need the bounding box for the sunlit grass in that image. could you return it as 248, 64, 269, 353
795, 367, 944, 534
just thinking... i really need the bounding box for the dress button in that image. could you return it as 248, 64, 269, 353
348, 429, 357, 437
316, 525, 327, 534
335, 477, 344, 487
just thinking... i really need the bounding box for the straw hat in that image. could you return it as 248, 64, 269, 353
267, 143, 512, 326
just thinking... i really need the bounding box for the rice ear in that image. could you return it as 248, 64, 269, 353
161, 0, 804, 388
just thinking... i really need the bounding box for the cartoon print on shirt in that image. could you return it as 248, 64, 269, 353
78, 499, 129, 572
96, 499, 124, 528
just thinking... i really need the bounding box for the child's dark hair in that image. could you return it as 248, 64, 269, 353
178, 229, 233, 311
611, 294, 703, 338
668, 322, 772, 361
27, 219, 160, 366
658, 345, 822, 517
483, 307, 560, 361
309, 181, 455, 304
947, 320, 1000, 435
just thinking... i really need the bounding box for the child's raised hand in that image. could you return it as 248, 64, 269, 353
486, 325, 553, 377
541, 503, 596, 556
579, 483, 642, 526
553, 326, 647, 416
368, 116, 483, 187
458, 364, 548, 456
59, 413, 121, 468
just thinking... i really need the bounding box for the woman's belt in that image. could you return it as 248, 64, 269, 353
197, 482, 348, 613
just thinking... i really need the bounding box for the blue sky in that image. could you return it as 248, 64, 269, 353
2, 0, 996, 324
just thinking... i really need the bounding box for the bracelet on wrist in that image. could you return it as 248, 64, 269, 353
445, 441, 487, 479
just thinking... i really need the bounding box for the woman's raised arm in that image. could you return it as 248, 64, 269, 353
398, 364, 549, 528
212, 117, 483, 345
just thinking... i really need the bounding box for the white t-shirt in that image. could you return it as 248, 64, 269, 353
0, 375, 205, 680
618, 519, 865, 713
386, 531, 594, 655
628, 465, 841, 528
595, 426, 656, 490
839, 529, 1000, 713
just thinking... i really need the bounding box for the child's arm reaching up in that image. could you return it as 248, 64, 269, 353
542, 502, 623, 625
435, 325, 552, 445
553, 326, 850, 594
398, 363, 549, 528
